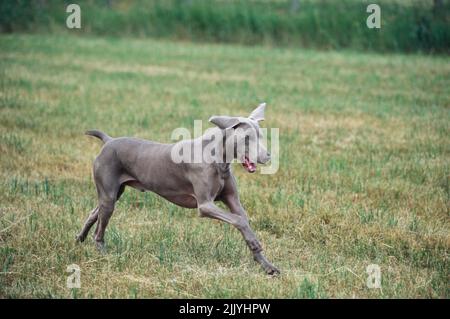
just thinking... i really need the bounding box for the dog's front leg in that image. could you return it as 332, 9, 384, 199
198, 201, 280, 275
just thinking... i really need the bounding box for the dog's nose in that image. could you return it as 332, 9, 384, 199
267, 152, 271, 158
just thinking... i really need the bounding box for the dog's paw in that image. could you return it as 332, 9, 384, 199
264, 264, 281, 276
75, 234, 86, 243
95, 241, 107, 254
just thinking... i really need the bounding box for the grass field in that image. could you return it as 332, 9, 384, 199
0, 34, 449, 298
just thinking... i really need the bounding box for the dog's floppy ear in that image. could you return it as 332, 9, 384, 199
209, 115, 240, 130
249, 102, 266, 122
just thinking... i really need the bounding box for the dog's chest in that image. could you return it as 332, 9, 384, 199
208, 176, 225, 200
208, 165, 228, 198
214, 163, 231, 179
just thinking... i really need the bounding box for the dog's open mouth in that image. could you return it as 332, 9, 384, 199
242, 156, 256, 173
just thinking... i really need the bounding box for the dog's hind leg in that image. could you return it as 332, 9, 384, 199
91, 183, 125, 241
93, 198, 116, 252
76, 206, 99, 243
91, 174, 123, 252
77, 181, 125, 246
82, 149, 124, 252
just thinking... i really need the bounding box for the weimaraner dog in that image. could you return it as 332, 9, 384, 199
76, 103, 280, 275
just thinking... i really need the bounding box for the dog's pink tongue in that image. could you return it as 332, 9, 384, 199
243, 157, 256, 173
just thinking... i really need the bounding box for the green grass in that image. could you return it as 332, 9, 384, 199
1, 0, 449, 53
0, 34, 449, 298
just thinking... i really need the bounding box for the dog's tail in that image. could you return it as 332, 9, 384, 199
85, 129, 112, 144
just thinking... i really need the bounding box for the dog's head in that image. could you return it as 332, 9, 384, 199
209, 103, 270, 173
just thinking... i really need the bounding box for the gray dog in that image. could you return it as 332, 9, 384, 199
76, 103, 280, 275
